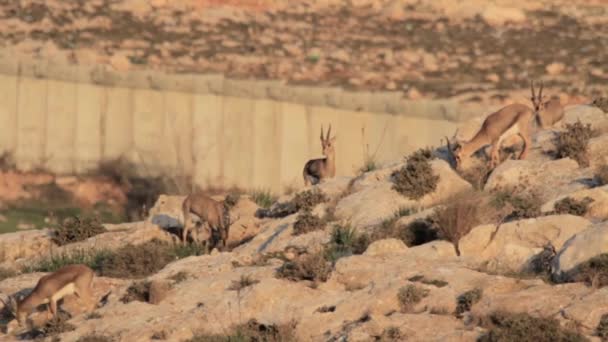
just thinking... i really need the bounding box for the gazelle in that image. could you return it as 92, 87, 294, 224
182, 193, 230, 251
303, 124, 336, 186
446, 103, 536, 170
2, 264, 95, 327
530, 80, 565, 129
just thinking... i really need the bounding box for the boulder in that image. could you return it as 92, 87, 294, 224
459, 215, 592, 272
552, 222, 608, 279
335, 160, 471, 228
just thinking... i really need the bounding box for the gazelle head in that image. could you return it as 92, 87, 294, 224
530, 80, 547, 114
445, 130, 463, 169
320, 124, 336, 158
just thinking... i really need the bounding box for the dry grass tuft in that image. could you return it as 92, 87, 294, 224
292, 209, 326, 236
121, 281, 151, 303
398, 284, 429, 312
553, 197, 593, 216
52, 216, 107, 246
186, 319, 297, 342
456, 288, 483, 316
228, 275, 259, 292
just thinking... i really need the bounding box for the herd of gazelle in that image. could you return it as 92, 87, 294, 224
1, 81, 565, 330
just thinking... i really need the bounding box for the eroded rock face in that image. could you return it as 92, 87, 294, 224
335, 160, 471, 228
459, 215, 592, 272
552, 222, 608, 280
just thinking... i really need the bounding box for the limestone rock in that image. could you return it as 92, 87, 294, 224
552, 222, 608, 279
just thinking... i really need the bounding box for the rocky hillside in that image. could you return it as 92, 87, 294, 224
1, 0, 606, 103
0, 102, 607, 341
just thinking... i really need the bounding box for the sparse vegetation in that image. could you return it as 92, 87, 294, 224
553, 197, 593, 216
228, 275, 260, 292
592, 97, 608, 113
433, 191, 486, 256
596, 165, 608, 186
398, 284, 429, 312
186, 319, 297, 342
555, 121, 593, 167
76, 334, 115, 342
324, 224, 370, 263
391, 148, 439, 199
52, 216, 107, 246
378, 326, 404, 341
293, 188, 328, 211
276, 251, 333, 283
121, 281, 151, 303
596, 313, 608, 341
293, 209, 326, 236
168, 271, 189, 284
23, 248, 111, 273
456, 288, 483, 316
478, 311, 589, 342
570, 253, 608, 288
250, 189, 277, 209
491, 187, 543, 221
372, 214, 438, 247
0, 267, 17, 281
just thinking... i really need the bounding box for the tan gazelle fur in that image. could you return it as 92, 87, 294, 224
531, 80, 565, 129
2, 264, 95, 327
303, 124, 336, 186
182, 193, 230, 251
446, 103, 536, 170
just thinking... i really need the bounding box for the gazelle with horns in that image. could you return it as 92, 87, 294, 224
303, 124, 336, 186
445, 101, 536, 170
531, 80, 565, 129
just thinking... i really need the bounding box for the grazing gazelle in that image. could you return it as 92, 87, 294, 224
181, 193, 230, 251
2, 264, 95, 327
303, 124, 336, 186
530, 80, 565, 129
446, 102, 536, 170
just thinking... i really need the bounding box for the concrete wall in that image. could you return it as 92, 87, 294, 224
0, 54, 469, 193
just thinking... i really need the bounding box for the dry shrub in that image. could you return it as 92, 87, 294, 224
21, 311, 75, 340
391, 148, 439, 199
276, 251, 333, 283
555, 121, 593, 167
397, 284, 429, 312
0, 152, 15, 171
459, 163, 493, 190
378, 326, 403, 341
456, 288, 483, 316
592, 97, 608, 113
186, 319, 297, 342
228, 275, 259, 292
76, 334, 115, 342
53, 216, 107, 246
168, 271, 189, 284
250, 189, 277, 209
0, 267, 17, 281
433, 191, 487, 256
570, 253, 608, 288
596, 313, 608, 340
292, 209, 326, 236
97, 241, 174, 278
478, 311, 588, 342
595, 165, 608, 186
553, 197, 594, 216
121, 281, 151, 303
293, 188, 328, 211
372, 216, 437, 247
491, 187, 543, 221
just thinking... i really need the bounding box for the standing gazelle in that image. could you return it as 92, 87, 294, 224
2, 264, 95, 327
181, 193, 230, 251
530, 80, 565, 129
303, 124, 336, 186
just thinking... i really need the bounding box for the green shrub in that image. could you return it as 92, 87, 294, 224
391, 148, 439, 199
324, 224, 370, 263
53, 216, 107, 246
250, 190, 277, 209
555, 121, 593, 167
478, 311, 588, 342
397, 284, 429, 312
553, 197, 593, 216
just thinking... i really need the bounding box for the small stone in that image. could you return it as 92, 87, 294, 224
408, 87, 422, 100
486, 73, 500, 83
546, 62, 565, 75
